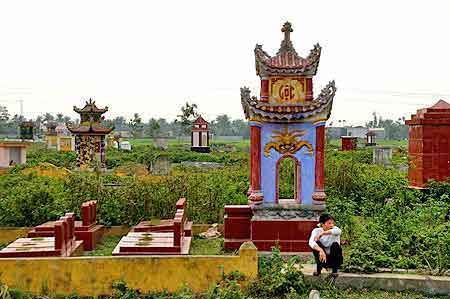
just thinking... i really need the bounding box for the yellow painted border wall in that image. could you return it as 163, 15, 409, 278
0, 242, 257, 296
0, 227, 29, 243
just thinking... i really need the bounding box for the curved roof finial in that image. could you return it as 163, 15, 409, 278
277, 21, 297, 55
281, 21, 293, 42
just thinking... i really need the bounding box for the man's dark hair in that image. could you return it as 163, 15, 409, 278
319, 213, 334, 224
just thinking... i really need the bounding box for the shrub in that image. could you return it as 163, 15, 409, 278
247, 247, 306, 298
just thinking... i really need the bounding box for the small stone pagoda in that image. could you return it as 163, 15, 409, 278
191, 116, 210, 153
68, 99, 113, 171
20, 121, 34, 140
406, 99, 450, 188
224, 22, 336, 252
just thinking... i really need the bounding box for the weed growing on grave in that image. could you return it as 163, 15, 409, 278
246, 247, 306, 299
206, 271, 246, 299
0, 284, 11, 299
85, 235, 121, 256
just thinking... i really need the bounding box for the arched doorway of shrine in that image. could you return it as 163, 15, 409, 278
275, 154, 301, 204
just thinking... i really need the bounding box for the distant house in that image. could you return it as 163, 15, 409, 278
346, 126, 368, 138
326, 127, 346, 139
0, 141, 30, 168
114, 126, 132, 139
368, 128, 385, 139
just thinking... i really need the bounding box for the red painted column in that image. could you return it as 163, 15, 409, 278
260, 78, 269, 102
312, 124, 326, 206
54, 221, 64, 252
82, 203, 90, 227
249, 123, 263, 203
305, 77, 313, 101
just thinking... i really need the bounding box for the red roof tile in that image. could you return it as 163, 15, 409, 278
193, 116, 208, 125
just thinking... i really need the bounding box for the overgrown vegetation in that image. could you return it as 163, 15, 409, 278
190, 237, 226, 256
85, 235, 122, 256
325, 149, 450, 274
2, 141, 450, 275
0, 147, 248, 226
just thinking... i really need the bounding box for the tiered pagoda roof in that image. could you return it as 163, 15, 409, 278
241, 81, 336, 123
68, 99, 113, 135
242, 22, 336, 123
255, 22, 321, 77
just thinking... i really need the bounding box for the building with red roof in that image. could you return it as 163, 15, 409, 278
191, 116, 210, 153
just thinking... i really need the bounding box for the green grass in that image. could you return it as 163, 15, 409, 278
85, 235, 122, 256
190, 237, 231, 255
0, 243, 6, 250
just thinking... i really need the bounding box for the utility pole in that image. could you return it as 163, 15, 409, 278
18, 98, 24, 117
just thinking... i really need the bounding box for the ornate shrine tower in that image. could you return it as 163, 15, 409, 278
68, 99, 113, 171
224, 22, 336, 253
243, 22, 335, 206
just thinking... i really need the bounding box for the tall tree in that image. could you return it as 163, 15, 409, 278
42, 113, 54, 124
0, 106, 10, 122
213, 114, 232, 136
112, 116, 127, 128
63, 116, 71, 124
145, 118, 161, 137
231, 119, 250, 138
177, 102, 199, 135
56, 113, 64, 122
129, 113, 144, 138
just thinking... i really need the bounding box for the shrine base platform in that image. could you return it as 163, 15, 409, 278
224, 203, 323, 253
112, 232, 192, 255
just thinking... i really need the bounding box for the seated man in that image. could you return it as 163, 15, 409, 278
308, 213, 343, 276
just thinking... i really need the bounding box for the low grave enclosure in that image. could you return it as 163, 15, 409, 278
0, 213, 83, 258
113, 198, 193, 255
26, 200, 105, 251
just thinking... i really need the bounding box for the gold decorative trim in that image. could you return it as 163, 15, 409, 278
264, 126, 313, 157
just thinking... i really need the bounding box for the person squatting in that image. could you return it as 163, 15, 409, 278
308, 213, 343, 277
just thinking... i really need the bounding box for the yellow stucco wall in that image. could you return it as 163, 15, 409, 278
0, 228, 29, 244
0, 242, 257, 296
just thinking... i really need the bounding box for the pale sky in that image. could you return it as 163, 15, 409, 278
1, 0, 449, 126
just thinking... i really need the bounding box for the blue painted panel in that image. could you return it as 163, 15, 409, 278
260, 123, 316, 204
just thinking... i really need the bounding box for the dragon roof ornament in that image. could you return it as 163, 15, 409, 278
254, 22, 321, 77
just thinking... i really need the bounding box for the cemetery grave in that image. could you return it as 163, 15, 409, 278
113, 198, 192, 255
27, 200, 105, 251
0, 214, 83, 257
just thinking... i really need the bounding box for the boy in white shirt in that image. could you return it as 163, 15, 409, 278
308, 213, 343, 276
